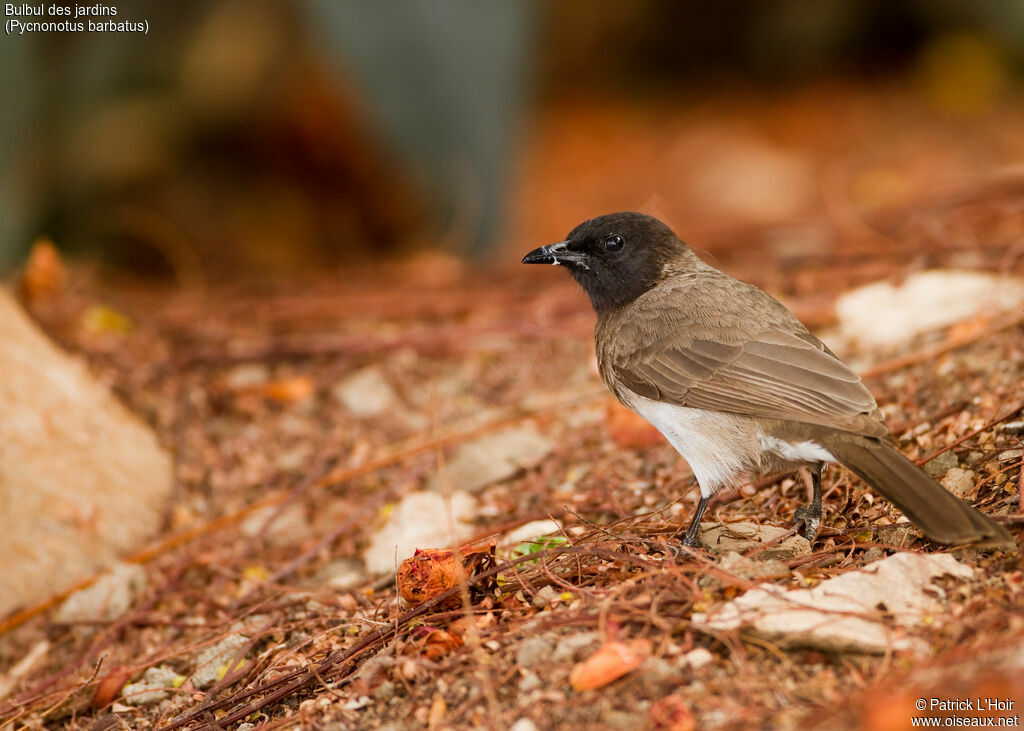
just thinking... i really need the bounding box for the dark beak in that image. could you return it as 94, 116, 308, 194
522, 241, 577, 265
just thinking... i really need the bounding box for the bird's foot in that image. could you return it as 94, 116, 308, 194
662, 532, 702, 560
793, 504, 822, 542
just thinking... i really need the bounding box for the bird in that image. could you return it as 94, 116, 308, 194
522, 212, 1013, 549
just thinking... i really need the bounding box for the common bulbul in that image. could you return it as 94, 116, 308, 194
523, 212, 1012, 549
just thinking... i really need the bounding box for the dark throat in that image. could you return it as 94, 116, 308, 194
568, 263, 663, 315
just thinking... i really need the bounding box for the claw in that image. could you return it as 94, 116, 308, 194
665, 536, 701, 561
793, 504, 822, 542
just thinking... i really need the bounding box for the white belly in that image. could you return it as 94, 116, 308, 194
622, 392, 837, 498
623, 392, 755, 497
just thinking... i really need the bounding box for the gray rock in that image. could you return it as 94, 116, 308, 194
121, 665, 182, 706
873, 522, 916, 546
699, 522, 811, 559
317, 558, 367, 590
54, 563, 147, 623
373, 680, 396, 701
719, 551, 790, 580
531, 585, 560, 609
518, 671, 542, 694
516, 637, 554, 669
191, 634, 250, 689
436, 425, 554, 494
552, 632, 600, 663
332, 366, 399, 418
694, 552, 976, 654
240, 503, 309, 547
635, 657, 681, 692
923, 450, 958, 478
941, 468, 976, 499
861, 547, 886, 564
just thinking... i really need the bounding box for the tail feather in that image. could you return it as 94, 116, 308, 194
826, 437, 1013, 547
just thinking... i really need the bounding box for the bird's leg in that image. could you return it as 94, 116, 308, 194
793, 462, 824, 541
679, 495, 710, 548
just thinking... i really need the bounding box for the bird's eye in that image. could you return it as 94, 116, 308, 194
604, 234, 624, 252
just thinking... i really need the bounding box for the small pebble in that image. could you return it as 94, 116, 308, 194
862, 547, 886, 563
532, 585, 560, 609
941, 468, 976, 499
680, 648, 714, 670
373, 680, 395, 701
516, 637, 554, 669
552, 632, 600, 663
510, 719, 539, 731
518, 671, 542, 694
924, 450, 958, 478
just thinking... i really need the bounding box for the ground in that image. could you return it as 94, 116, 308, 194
1, 87, 1024, 730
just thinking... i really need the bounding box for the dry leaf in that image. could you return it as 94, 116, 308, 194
650, 694, 697, 731
413, 627, 464, 661
19, 238, 65, 303
859, 690, 920, 731
427, 693, 447, 729
569, 639, 651, 691
946, 314, 991, 344
91, 666, 133, 709
397, 543, 496, 608
259, 377, 315, 403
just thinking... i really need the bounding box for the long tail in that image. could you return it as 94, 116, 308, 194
825, 436, 1013, 547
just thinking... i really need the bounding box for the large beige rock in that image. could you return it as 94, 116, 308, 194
0, 289, 172, 616
693, 552, 975, 654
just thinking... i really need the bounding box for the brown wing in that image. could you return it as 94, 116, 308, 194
605, 287, 886, 437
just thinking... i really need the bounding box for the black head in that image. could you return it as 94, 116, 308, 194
522, 212, 689, 313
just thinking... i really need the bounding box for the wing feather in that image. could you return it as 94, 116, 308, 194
614, 331, 880, 432
599, 272, 886, 437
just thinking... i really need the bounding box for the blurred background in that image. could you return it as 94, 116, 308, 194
2, 0, 1024, 278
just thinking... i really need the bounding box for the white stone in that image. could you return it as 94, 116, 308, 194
436, 425, 554, 494
502, 519, 564, 548
240, 503, 309, 547
694, 552, 975, 653
332, 366, 399, 418
0, 290, 172, 616
510, 719, 540, 731
680, 647, 714, 670
699, 522, 811, 559
940, 468, 976, 500
121, 665, 183, 706
54, 563, 147, 623
191, 634, 250, 689
363, 490, 477, 575
832, 270, 1024, 349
